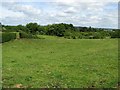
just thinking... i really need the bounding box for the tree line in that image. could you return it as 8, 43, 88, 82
1, 22, 120, 39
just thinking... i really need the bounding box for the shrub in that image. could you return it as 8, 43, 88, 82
110, 30, 120, 38
93, 32, 102, 39
89, 36, 94, 39
1, 32, 16, 43
78, 36, 82, 39
19, 31, 39, 39
71, 36, 76, 39
64, 35, 71, 39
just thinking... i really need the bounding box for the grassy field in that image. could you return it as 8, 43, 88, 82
2, 37, 118, 88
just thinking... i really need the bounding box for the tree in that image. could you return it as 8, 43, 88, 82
26, 23, 39, 34
17, 25, 29, 33
38, 25, 46, 35
110, 30, 120, 38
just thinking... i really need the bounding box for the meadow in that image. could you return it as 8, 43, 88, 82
2, 36, 118, 88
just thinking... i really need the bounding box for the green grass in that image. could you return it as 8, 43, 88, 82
37, 35, 64, 40
2, 37, 118, 88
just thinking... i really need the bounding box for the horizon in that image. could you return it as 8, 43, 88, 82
0, 0, 119, 29
1, 22, 118, 29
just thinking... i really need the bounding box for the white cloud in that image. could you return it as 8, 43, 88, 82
1, 2, 43, 25
64, 7, 77, 13
1, 0, 119, 3
13, 5, 41, 15
56, 12, 67, 17
0, 6, 26, 20
0, 1, 118, 28
2, 2, 42, 16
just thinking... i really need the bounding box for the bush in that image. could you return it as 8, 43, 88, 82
92, 32, 103, 39
64, 35, 71, 39
19, 31, 39, 39
71, 36, 76, 39
89, 36, 94, 39
110, 30, 120, 38
1, 32, 16, 43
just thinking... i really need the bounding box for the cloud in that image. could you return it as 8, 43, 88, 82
0, 1, 118, 28
2, 2, 42, 16
64, 7, 77, 13
1, 2, 43, 25
0, 5, 26, 21
14, 5, 41, 15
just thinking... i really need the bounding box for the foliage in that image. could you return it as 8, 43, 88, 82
45, 23, 73, 36
17, 25, 29, 33
26, 23, 39, 34
110, 30, 120, 38
2, 23, 119, 39
4, 26, 19, 32
1, 32, 16, 43
19, 30, 39, 39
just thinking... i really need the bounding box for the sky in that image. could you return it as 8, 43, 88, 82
0, 0, 119, 29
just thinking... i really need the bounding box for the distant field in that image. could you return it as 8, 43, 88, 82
2, 37, 118, 88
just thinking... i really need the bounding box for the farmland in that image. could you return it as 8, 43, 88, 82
2, 37, 118, 88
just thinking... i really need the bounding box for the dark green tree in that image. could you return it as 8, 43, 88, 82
26, 23, 39, 34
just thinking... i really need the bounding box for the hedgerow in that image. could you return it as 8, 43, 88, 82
1, 32, 16, 43
19, 30, 39, 39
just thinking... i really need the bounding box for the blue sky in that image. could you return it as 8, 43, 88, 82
0, 0, 119, 29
